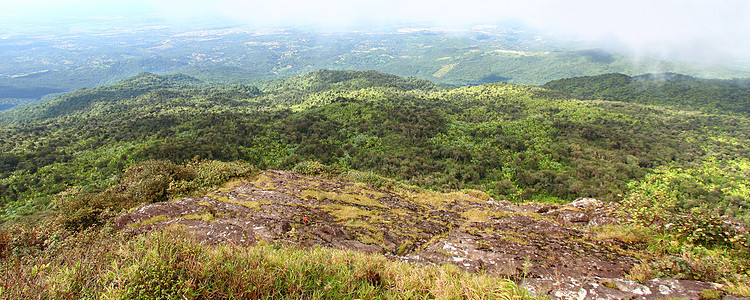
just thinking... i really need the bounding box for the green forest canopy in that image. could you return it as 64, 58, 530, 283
1, 70, 749, 224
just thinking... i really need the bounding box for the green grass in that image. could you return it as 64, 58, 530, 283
321, 204, 380, 225
0, 226, 542, 299
129, 215, 171, 229
210, 194, 262, 210
302, 189, 386, 208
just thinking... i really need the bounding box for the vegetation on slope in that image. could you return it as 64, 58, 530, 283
542, 73, 750, 117
0, 224, 536, 299
1, 157, 747, 298
0, 67, 748, 296
1, 70, 750, 224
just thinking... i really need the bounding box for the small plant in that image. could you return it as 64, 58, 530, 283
600, 280, 619, 290
675, 207, 749, 249
397, 240, 413, 255
699, 288, 723, 300
626, 262, 655, 283
293, 160, 343, 176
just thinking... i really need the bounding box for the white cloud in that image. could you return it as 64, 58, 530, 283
0, 0, 154, 19
510, 0, 750, 64
152, 0, 747, 65
3, 0, 750, 66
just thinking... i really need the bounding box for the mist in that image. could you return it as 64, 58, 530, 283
2, 0, 749, 68
144, 0, 750, 67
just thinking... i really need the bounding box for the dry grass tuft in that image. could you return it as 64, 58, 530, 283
0, 225, 543, 299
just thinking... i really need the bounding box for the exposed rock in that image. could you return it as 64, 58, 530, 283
404, 216, 637, 279
640, 278, 722, 299
506, 203, 554, 214
588, 215, 620, 227
543, 209, 591, 224
523, 277, 726, 300
115, 170, 738, 299
570, 197, 606, 210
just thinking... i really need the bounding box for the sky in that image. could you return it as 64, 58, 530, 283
2, 0, 750, 67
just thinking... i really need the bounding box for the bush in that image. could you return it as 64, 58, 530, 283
345, 170, 403, 190
54, 188, 106, 231
293, 160, 344, 176
55, 159, 258, 232
187, 159, 258, 188
0, 218, 65, 259
675, 207, 750, 250
121, 160, 194, 204
619, 171, 679, 228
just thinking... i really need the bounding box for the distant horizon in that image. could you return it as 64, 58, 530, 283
2, 0, 750, 69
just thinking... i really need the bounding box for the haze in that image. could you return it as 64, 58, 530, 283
2, 0, 749, 68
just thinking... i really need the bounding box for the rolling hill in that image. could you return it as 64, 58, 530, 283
1, 70, 749, 298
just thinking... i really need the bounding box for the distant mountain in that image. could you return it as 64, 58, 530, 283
264, 69, 438, 93
1, 72, 204, 122
3, 24, 750, 109
542, 73, 750, 116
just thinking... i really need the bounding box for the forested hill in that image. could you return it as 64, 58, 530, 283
1, 70, 750, 225
0, 72, 205, 123
542, 73, 750, 116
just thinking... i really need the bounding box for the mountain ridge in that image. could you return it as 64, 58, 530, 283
543, 72, 750, 117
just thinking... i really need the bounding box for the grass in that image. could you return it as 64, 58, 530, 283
0, 226, 543, 299
302, 188, 386, 208
407, 190, 487, 209
128, 212, 218, 230
129, 215, 170, 229
461, 209, 513, 223
343, 169, 408, 190
497, 235, 529, 245
352, 183, 390, 200
321, 204, 380, 227
210, 194, 262, 210
723, 274, 750, 297
591, 224, 653, 244
249, 174, 276, 190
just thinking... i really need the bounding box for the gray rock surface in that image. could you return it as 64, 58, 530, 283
116, 171, 743, 299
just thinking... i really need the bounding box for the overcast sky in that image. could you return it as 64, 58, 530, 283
2, 0, 750, 66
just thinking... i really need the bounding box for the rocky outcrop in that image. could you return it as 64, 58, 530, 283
524, 277, 729, 300
116, 171, 734, 299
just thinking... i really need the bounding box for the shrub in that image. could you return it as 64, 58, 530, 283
619, 171, 679, 228
186, 159, 258, 189
345, 170, 404, 190
675, 207, 750, 250
0, 218, 65, 259
121, 159, 194, 204
293, 160, 344, 176
55, 159, 258, 232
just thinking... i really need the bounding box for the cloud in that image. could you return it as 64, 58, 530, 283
204, 0, 749, 65
144, 0, 750, 64
511, 0, 750, 65
0, 0, 154, 19
4, 0, 749, 66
